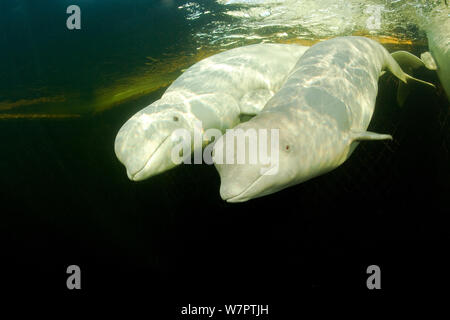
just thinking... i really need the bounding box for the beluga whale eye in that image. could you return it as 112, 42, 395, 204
285, 145, 290, 151
173, 116, 179, 122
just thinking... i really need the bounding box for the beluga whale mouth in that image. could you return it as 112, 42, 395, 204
126, 134, 172, 181
114, 107, 194, 181
219, 164, 281, 202
220, 174, 264, 203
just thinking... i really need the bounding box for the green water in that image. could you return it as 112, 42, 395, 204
1, 0, 446, 117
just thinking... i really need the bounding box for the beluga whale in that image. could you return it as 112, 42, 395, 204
114, 43, 310, 181
420, 3, 450, 101
213, 36, 435, 202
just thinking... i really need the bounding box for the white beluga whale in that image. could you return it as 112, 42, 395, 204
420, 3, 450, 101
390, 49, 438, 106
213, 36, 434, 202
115, 43, 309, 181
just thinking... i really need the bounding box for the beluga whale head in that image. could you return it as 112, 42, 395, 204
114, 103, 198, 181
213, 109, 354, 203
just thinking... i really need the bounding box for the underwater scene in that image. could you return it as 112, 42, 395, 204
1, 0, 449, 305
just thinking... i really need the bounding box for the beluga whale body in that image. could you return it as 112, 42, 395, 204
420, 3, 450, 101
213, 36, 434, 202
114, 43, 310, 181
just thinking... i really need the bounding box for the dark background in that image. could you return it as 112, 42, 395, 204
2, 77, 449, 304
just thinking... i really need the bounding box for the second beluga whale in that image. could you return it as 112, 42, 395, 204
114, 43, 310, 181
213, 36, 434, 202
420, 3, 450, 101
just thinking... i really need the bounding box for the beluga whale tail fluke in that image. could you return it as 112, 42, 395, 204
213, 36, 433, 203
114, 43, 310, 181
391, 50, 436, 106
